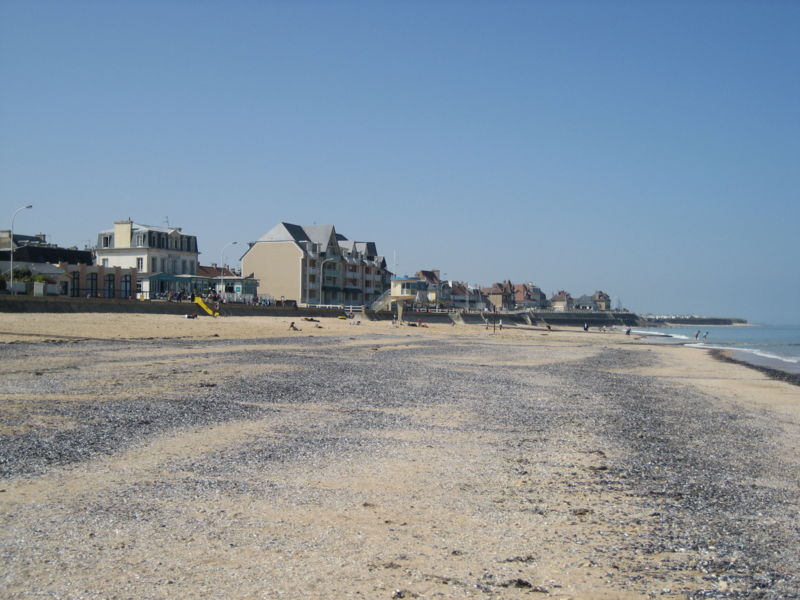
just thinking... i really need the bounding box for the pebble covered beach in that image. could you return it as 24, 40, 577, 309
1, 314, 799, 599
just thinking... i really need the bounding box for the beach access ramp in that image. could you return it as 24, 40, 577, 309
194, 297, 219, 316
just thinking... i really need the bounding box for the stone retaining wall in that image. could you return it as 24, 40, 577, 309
0, 296, 348, 319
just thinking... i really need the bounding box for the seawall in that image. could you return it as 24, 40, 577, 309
0, 296, 349, 319
644, 317, 747, 326
0, 296, 644, 327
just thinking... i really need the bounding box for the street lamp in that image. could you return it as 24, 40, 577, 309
9, 205, 33, 295
219, 241, 238, 299
319, 257, 336, 306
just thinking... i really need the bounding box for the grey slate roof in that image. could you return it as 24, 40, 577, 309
256, 222, 382, 261
99, 222, 184, 235
258, 222, 310, 243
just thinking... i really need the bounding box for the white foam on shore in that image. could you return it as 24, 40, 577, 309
629, 329, 691, 339
689, 343, 800, 364
685, 343, 800, 375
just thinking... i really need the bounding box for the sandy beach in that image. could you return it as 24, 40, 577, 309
1, 313, 799, 599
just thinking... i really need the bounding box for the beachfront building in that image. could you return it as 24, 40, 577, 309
415, 269, 452, 307
0, 231, 93, 266
574, 295, 598, 311
550, 290, 574, 312
593, 290, 611, 311
0, 259, 71, 296
449, 281, 487, 311
483, 280, 515, 311
0, 229, 140, 298
241, 222, 391, 306
198, 265, 259, 302
128, 266, 258, 301
513, 282, 549, 309
574, 291, 612, 311
56, 262, 139, 299
93, 220, 199, 276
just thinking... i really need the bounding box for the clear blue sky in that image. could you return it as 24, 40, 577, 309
2, 1, 798, 324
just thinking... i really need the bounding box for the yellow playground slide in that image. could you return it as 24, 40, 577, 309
194, 296, 219, 316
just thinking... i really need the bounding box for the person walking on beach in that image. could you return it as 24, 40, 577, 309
703, 331, 709, 341
695, 330, 701, 340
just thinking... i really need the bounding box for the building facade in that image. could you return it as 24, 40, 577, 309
415, 270, 452, 307
513, 282, 549, 309
449, 281, 487, 311
94, 220, 199, 276
550, 290, 574, 311
57, 262, 138, 299
241, 222, 391, 306
593, 291, 611, 311
483, 280, 515, 311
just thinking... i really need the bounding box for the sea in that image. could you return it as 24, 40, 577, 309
631, 324, 800, 375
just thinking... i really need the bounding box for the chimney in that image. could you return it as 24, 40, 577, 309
113, 220, 133, 249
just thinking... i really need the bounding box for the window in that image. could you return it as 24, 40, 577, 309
87, 273, 98, 297
102, 259, 109, 267
71, 271, 80, 297
104, 274, 115, 298
181, 260, 187, 273
151, 257, 158, 272
136, 257, 143, 271
121, 274, 132, 298
161, 258, 167, 272
102, 235, 111, 248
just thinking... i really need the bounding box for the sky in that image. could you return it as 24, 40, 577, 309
1, 0, 798, 324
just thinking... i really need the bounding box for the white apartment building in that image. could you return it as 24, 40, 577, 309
94, 220, 199, 275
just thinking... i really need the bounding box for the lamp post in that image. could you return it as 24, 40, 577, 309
219, 241, 238, 300
9, 205, 33, 295
319, 257, 336, 306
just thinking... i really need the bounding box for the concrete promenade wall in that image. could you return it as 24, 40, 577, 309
1, 296, 643, 327
364, 309, 641, 327
531, 311, 641, 327
0, 296, 349, 319
645, 317, 745, 326
365, 310, 455, 325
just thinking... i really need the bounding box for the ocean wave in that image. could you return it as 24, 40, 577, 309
689, 343, 800, 365
631, 329, 691, 340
